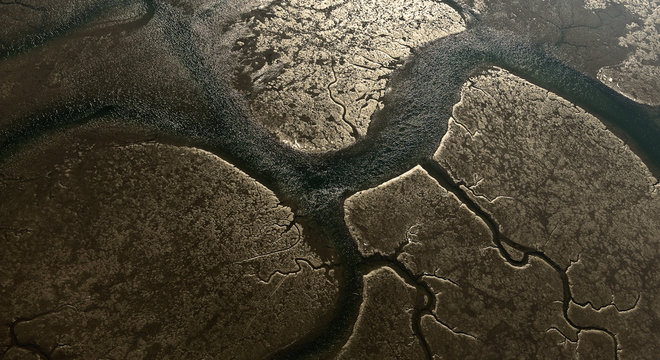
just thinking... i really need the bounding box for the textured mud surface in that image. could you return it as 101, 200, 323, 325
345, 167, 617, 359
434, 68, 659, 359
459, 0, 660, 105
1, 122, 339, 359
1, 0, 659, 359
194, 0, 465, 151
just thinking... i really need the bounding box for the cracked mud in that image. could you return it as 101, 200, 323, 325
1, 0, 659, 359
